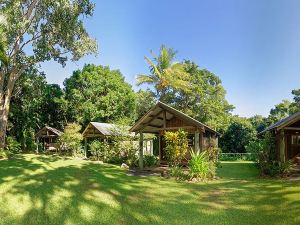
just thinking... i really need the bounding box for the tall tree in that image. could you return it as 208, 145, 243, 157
135, 89, 156, 121
8, 66, 46, 150
0, 0, 97, 148
8, 67, 67, 150
268, 99, 291, 124
219, 116, 256, 153
136, 45, 189, 102
64, 64, 136, 127
172, 61, 234, 130
248, 115, 268, 133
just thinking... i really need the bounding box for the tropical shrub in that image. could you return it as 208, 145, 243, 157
89, 140, 110, 162
164, 129, 189, 166
144, 155, 159, 167
0, 148, 8, 159
58, 123, 83, 157
169, 166, 185, 179
206, 146, 220, 164
6, 136, 22, 155
188, 150, 216, 180
246, 132, 292, 177
219, 117, 257, 153
121, 142, 139, 167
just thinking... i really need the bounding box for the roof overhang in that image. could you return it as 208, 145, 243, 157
129, 101, 219, 135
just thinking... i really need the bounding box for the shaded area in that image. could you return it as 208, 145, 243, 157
0, 155, 299, 225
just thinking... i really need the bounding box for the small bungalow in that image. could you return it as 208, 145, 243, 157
129, 101, 219, 168
259, 112, 300, 162
36, 126, 63, 151
82, 122, 154, 157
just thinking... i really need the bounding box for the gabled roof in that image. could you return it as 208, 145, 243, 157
82, 122, 132, 137
129, 101, 219, 134
36, 126, 63, 137
260, 111, 300, 134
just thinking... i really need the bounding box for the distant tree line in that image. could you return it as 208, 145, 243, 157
6, 45, 300, 154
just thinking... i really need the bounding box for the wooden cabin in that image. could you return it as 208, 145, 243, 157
129, 102, 219, 168
259, 112, 300, 162
82, 122, 154, 157
36, 126, 63, 151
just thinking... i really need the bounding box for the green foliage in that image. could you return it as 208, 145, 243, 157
9, 67, 67, 150
248, 115, 268, 133
164, 129, 189, 166
135, 90, 156, 120
169, 166, 185, 179
219, 116, 257, 153
5, 136, 21, 155
219, 153, 254, 161
0, 0, 97, 148
89, 140, 110, 162
247, 133, 292, 177
172, 61, 234, 130
188, 150, 216, 180
143, 155, 159, 167
64, 64, 136, 126
0, 148, 9, 159
58, 123, 83, 157
268, 100, 292, 124
137, 45, 190, 102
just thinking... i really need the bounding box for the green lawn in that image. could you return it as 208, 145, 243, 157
0, 154, 299, 225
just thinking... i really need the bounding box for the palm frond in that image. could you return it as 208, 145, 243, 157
136, 74, 155, 86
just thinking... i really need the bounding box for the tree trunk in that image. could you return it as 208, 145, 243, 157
0, 99, 9, 149
0, 71, 18, 149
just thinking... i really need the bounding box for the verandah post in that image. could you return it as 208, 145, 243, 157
279, 129, 286, 162
195, 131, 200, 152
139, 132, 144, 169
84, 137, 87, 158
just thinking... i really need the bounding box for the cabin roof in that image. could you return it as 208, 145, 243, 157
260, 111, 300, 134
36, 126, 63, 137
129, 101, 219, 135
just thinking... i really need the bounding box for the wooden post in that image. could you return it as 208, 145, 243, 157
84, 137, 87, 158
163, 110, 167, 129
139, 132, 144, 169
195, 131, 200, 152
199, 131, 203, 151
36, 138, 39, 153
279, 130, 286, 162
158, 135, 161, 161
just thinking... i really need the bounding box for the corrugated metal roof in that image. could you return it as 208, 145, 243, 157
36, 126, 63, 137
259, 111, 300, 134
90, 122, 130, 136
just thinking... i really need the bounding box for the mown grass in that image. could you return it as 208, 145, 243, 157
0, 154, 299, 225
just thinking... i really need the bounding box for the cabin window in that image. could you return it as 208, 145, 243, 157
291, 135, 300, 145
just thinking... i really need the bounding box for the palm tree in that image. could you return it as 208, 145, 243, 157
137, 45, 189, 102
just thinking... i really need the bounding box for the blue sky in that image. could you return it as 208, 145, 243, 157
41, 0, 300, 117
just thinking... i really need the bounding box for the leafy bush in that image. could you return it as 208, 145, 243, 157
0, 148, 9, 159
206, 146, 220, 163
89, 140, 110, 162
219, 117, 257, 153
164, 129, 189, 166
6, 136, 22, 155
119, 142, 139, 167
144, 155, 159, 167
58, 123, 83, 157
169, 166, 185, 179
188, 150, 216, 180
246, 132, 292, 177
